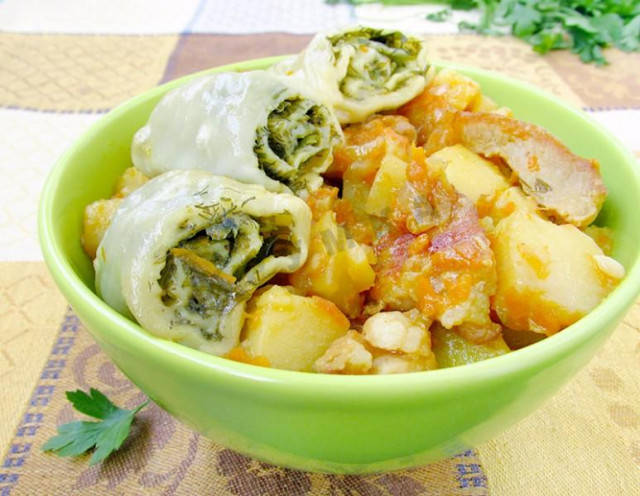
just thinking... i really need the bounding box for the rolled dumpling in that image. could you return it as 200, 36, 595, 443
271, 26, 431, 124
131, 71, 342, 194
95, 170, 311, 356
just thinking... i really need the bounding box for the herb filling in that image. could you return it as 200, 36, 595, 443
254, 96, 338, 191
159, 212, 294, 340
329, 27, 425, 100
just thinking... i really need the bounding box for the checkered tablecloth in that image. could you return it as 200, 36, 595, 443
1, 1, 639, 494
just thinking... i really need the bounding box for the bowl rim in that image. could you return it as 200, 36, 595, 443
38, 56, 640, 395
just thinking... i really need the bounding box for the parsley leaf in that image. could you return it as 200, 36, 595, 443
427, 8, 452, 22
41, 388, 149, 466
619, 14, 640, 51
325, 0, 640, 64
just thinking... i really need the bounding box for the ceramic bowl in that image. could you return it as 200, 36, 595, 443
39, 57, 640, 474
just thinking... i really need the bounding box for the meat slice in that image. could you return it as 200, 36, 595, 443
425, 111, 607, 227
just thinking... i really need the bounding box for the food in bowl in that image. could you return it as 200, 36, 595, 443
270, 26, 431, 124
82, 26, 625, 375
94, 170, 311, 356
40, 32, 640, 473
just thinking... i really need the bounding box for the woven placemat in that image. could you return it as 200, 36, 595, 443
0, 306, 489, 495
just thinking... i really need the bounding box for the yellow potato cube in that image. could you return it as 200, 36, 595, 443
114, 167, 149, 197
289, 211, 375, 317
82, 167, 149, 259
468, 93, 513, 117
489, 186, 540, 223
431, 69, 481, 110
82, 197, 122, 259
492, 211, 624, 335
431, 324, 510, 368
469, 93, 499, 113
242, 286, 351, 372
426, 145, 510, 215
365, 153, 407, 217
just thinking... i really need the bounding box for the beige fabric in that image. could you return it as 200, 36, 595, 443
0, 34, 178, 111
0, 264, 68, 451
481, 311, 640, 493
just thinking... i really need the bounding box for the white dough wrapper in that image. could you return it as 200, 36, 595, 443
271, 26, 431, 124
131, 70, 342, 194
95, 170, 311, 356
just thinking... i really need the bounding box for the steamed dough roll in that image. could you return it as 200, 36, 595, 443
95, 170, 311, 356
271, 26, 431, 124
131, 71, 342, 195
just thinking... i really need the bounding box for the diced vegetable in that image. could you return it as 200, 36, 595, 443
82, 198, 123, 259
289, 210, 376, 318
365, 152, 408, 217
492, 210, 624, 335
242, 286, 351, 372
426, 144, 510, 214
431, 324, 510, 368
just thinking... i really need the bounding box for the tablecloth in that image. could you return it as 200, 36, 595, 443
1, 1, 639, 494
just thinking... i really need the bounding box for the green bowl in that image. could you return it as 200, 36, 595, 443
38, 57, 640, 474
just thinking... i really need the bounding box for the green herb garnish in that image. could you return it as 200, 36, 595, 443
327, 0, 640, 65
41, 389, 149, 466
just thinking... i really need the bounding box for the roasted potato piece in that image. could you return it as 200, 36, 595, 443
289, 210, 375, 318
492, 210, 624, 335
242, 286, 351, 372
82, 198, 123, 259
468, 93, 512, 116
489, 186, 540, 223
365, 152, 408, 217
82, 167, 149, 259
397, 69, 482, 145
114, 167, 149, 197
425, 112, 607, 227
426, 144, 511, 216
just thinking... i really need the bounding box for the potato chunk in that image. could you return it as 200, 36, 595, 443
289, 211, 375, 318
114, 166, 149, 197
397, 69, 481, 145
365, 153, 408, 217
82, 167, 149, 259
468, 93, 513, 116
82, 198, 123, 259
425, 112, 607, 227
426, 144, 510, 215
492, 211, 624, 335
242, 286, 350, 372
489, 186, 540, 223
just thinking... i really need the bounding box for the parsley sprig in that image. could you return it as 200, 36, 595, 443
41, 388, 149, 466
327, 0, 640, 65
